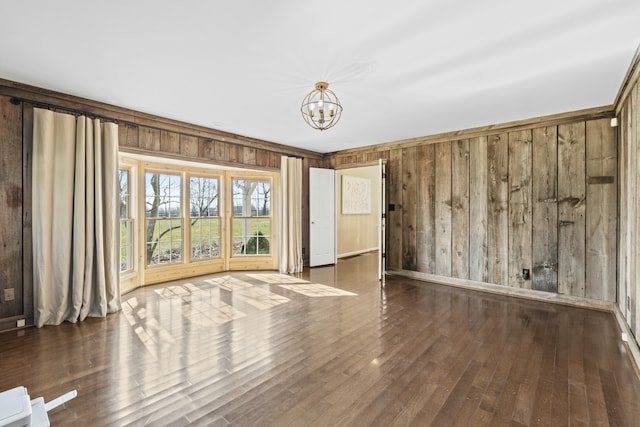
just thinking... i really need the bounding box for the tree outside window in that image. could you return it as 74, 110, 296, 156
190, 176, 220, 260
232, 179, 271, 255
145, 172, 182, 265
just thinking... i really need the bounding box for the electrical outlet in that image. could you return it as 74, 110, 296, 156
17, 319, 25, 328
522, 269, 530, 280
3, 288, 15, 302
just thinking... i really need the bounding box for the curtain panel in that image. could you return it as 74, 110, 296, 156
33, 108, 120, 327
279, 156, 303, 273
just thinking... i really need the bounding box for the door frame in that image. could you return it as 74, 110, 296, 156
332, 161, 386, 280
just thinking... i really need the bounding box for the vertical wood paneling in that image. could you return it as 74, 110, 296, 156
117, 123, 285, 172
435, 142, 452, 276
180, 135, 198, 157
119, 123, 139, 148
22, 104, 34, 322
452, 139, 470, 279
620, 93, 636, 330
508, 130, 533, 288
402, 147, 417, 270
214, 141, 228, 162
558, 122, 586, 297
327, 116, 622, 306
269, 152, 281, 169
487, 133, 509, 286
416, 144, 436, 274
469, 136, 488, 282
634, 83, 640, 335
229, 145, 243, 163
243, 147, 257, 165
367, 151, 385, 162
532, 126, 558, 292
0, 96, 23, 318
201, 138, 215, 159
256, 150, 270, 168
585, 118, 616, 301
139, 126, 160, 151
269, 153, 278, 169
631, 84, 639, 333
387, 149, 403, 270
160, 130, 180, 154
619, 102, 629, 319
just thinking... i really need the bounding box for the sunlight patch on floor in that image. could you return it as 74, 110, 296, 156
246, 273, 310, 284
236, 287, 290, 310
205, 275, 254, 291
279, 283, 357, 297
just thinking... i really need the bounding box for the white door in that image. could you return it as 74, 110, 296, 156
310, 168, 335, 267
379, 159, 386, 280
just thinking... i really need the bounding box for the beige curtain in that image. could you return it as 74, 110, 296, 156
33, 108, 120, 327
279, 156, 303, 273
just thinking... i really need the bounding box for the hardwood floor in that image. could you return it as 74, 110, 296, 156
1, 253, 639, 426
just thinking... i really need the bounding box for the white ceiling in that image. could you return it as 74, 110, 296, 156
1, 1, 639, 153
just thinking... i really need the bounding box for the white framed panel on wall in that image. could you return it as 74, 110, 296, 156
342, 175, 371, 214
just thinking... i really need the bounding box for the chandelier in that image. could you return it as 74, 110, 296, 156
300, 82, 343, 130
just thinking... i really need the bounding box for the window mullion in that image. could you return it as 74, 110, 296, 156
183, 171, 190, 264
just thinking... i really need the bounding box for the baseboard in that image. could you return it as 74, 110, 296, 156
337, 247, 378, 259
386, 269, 614, 312
614, 304, 640, 378
0, 315, 30, 333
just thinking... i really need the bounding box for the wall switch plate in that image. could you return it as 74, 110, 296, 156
3, 288, 15, 301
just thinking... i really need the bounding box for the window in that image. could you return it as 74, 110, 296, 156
120, 154, 278, 286
190, 176, 221, 260
232, 179, 271, 255
145, 172, 182, 265
119, 169, 133, 272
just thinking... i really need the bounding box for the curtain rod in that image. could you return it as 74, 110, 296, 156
9, 96, 309, 159
10, 96, 119, 124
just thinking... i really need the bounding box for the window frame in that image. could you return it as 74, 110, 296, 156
226, 170, 277, 271
118, 154, 278, 287
187, 173, 223, 263
118, 166, 134, 273
117, 156, 140, 294
143, 169, 185, 267
230, 177, 273, 257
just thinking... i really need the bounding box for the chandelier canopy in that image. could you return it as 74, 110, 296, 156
300, 82, 343, 131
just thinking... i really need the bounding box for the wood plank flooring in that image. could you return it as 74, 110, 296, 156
1, 253, 639, 426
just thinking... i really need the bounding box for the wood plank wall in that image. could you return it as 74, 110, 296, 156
328, 116, 617, 302
119, 123, 291, 170
617, 66, 640, 343
0, 97, 23, 320
0, 81, 326, 330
